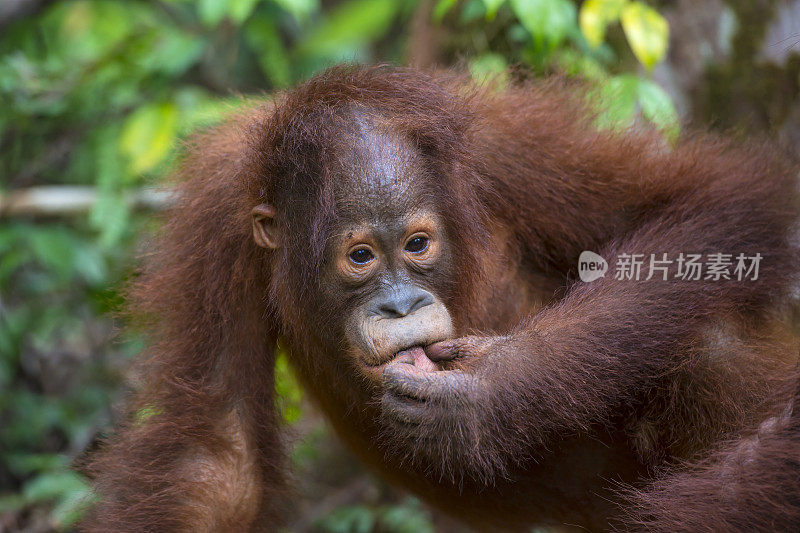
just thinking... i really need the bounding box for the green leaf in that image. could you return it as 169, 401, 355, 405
51, 483, 94, 527
482, 0, 505, 20
29, 229, 76, 280
139, 29, 205, 76
579, 0, 628, 47
620, 1, 669, 70
5, 453, 66, 477
22, 471, 86, 503
119, 102, 178, 175
174, 88, 242, 132
0, 249, 29, 286
198, 0, 229, 27
275, 349, 303, 423
245, 15, 291, 87
72, 244, 108, 286
510, 0, 577, 51
592, 74, 640, 131
0, 308, 28, 378
296, 0, 398, 59
591, 76, 680, 139
318, 505, 376, 533
229, 0, 260, 24
380, 499, 435, 533
551, 49, 608, 80
90, 192, 130, 248
195, 0, 261, 26
57, 1, 136, 63
470, 54, 509, 89
273, 0, 319, 22
638, 79, 679, 140
433, 0, 458, 22
460, 0, 488, 24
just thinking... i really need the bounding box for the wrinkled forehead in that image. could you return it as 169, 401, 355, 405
330, 115, 430, 222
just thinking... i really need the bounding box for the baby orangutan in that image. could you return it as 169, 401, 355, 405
83, 65, 800, 532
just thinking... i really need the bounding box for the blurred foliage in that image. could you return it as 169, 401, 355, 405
0, 0, 676, 530
316, 497, 435, 533
438, 0, 677, 137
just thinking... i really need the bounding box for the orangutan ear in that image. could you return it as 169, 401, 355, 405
251, 204, 280, 249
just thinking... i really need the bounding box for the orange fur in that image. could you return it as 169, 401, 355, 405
83, 65, 800, 532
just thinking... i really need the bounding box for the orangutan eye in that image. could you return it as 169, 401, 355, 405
404, 236, 429, 253
349, 248, 374, 265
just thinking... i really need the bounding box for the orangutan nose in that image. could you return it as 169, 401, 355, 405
376, 286, 434, 318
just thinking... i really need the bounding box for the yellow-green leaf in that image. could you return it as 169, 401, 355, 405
433, 0, 457, 22
120, 102, 178, 175
551, 49, 607, 80
273, 0, 319, 22
579, 0, 628, 48
229, 0, 260, 24
592, 74, 640, 131
482, 0, 506, 20
620, 1, 669, 70
275, 348, 303, 423
470, 54, 509, 88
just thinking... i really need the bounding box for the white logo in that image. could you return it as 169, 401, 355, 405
578, 251, 608, 282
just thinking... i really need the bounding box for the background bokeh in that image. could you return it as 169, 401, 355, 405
1, 1, 798, 531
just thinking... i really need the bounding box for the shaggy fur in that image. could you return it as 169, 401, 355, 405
82, 65, 800, 532
622, 381, 800, 531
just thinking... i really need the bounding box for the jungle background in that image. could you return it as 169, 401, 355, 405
1, 0, 798, 531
